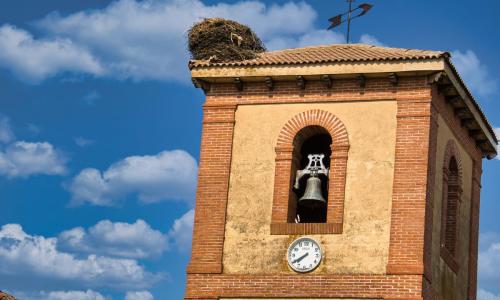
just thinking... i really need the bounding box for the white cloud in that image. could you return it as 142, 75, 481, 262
67, 150, 197, 206
451, 50, 497, 98
33, 0, 319, 82
74, 137, 94, 147
359, 34, 385, 46
0, 141, 67, 178
125, 291, 154, 300
0, 115, 15, 143
59, 219, 168, 259
12, 290, 107, 300
479, 232, 500, 293
0, 24, 103, 83
0, 224, 161, 289
168, 209, 194, 252
0, 0, 385, 83
45, 290, 106, 300
478, 289, 500, 300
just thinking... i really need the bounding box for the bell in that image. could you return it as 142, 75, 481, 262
298, 175, 326, 208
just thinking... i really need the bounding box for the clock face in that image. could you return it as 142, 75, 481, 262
287, 237, 322, 273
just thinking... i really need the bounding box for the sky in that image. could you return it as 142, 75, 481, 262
0, 1, 499, 299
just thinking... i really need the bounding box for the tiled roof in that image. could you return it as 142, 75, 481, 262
189, 44, 448, 68
0, 291, 16, 300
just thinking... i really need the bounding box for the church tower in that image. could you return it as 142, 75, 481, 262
184, 44, 497, 300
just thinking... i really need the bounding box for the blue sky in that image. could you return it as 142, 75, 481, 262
0, 1, 499, 300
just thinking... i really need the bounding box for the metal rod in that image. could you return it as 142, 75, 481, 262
346, 0, 353, 43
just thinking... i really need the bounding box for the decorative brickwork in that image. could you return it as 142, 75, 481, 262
185, 274, 423, 299
440, 140, 463, 273
271, 109, 349, 234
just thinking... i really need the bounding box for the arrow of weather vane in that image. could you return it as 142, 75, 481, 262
327, 0, 373, 44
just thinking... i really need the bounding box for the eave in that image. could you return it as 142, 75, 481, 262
190, 58, 498, 159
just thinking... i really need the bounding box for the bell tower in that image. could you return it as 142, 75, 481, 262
184, 44, 497, 300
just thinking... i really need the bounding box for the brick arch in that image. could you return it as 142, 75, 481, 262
276, 109, 349, 152
440, 139, 463, 272
443, 139, 463, 186
271, 110, 350, 235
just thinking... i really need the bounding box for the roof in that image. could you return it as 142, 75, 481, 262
189, 43, 497, 155
189, 44, 449, 68
0, 291, 16, 300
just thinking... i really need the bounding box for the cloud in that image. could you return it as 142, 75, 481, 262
74, 137, 94, 147
0, 224, 162, 290
168, 209, 194, 252
67, 150, 197, 206
0, 115, 15, 143
0, 0, 385, 83
359, 34, 385, 46
33, 0, 319, 82
0, 0, 337, 82
451, 50, 498, 98
14, 290, 107, 300
59, 219, 168, 259
125, 291, 154, 300
0, 24, 103, 83
478, 289, 500, 300
0, 141, 67, 178
479, 231, 500, 293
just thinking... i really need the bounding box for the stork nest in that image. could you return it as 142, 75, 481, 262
188, 18, 266, 63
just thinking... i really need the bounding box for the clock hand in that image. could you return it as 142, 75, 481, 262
292, 252, 309, 263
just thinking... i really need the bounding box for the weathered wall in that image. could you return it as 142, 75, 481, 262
431, 115, 473, 299
223, 298, 380, 300
222, 101, 397, 274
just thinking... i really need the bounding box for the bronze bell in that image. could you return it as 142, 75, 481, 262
298, 174, 327, 208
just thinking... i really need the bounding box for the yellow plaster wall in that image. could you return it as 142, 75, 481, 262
222, 101, 397, 274
223, 298, 380, 300
431, 115, 473, 300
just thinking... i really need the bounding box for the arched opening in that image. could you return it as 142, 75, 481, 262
289, 125, 332, 223
443, 157, 460, 256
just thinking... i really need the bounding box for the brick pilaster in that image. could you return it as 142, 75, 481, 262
467, 159, 482, 300
187, 104, 236, 274
387, 97, 433, 276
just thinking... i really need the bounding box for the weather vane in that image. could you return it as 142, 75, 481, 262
327, 0, 373, 44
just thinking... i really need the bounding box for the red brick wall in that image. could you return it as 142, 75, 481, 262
185, 76, 484, 300
432, 87, 484, 300
187, 104, 236, 274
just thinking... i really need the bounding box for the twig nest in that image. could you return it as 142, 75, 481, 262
188, 18, 266, 63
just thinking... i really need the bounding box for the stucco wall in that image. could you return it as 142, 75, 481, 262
223, 298, 380, 300
222, 101, 397, 274
431, 115, 473, 300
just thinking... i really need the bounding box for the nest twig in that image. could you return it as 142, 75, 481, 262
188, 18, 266, 63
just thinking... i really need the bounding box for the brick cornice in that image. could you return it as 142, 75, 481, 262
185, 273, 423, 299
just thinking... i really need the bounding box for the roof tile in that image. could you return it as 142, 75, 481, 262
189, 44, 448, 68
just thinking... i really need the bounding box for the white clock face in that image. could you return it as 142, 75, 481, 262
287, 237, 322, 273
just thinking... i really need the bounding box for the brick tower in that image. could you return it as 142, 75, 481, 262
184, 44, 497, 300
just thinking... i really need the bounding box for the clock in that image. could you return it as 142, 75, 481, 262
287, 237, 322, 273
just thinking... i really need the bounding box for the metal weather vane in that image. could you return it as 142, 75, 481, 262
327, 0, 373, 44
